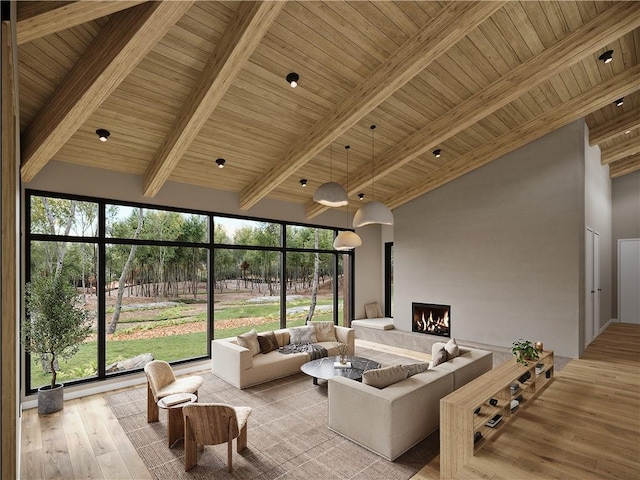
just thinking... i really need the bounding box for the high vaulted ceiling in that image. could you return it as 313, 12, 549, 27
17, 1, 640, 219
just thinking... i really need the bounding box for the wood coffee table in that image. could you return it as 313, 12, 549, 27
157, 393, 197, 448
300, 355, 381, 385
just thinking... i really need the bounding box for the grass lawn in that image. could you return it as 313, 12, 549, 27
29, 298, 343, 389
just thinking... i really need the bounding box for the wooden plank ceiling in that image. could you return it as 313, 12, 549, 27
17, 1, 640, 219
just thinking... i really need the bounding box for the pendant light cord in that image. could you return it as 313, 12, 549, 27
371, 124, 376, 201
345, 145, 350, 227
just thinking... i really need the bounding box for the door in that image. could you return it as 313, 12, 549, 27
585, 228, 600, 346
619, 239, 640, 324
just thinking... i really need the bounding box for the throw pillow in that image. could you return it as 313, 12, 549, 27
430, 347, 448, 368
402, 362, 430, 377
445, 338, 460, 359
310, 321, 337, 342
362, 365, 408, 389
364, 302, 383, 319
289, 325, 317, 344
237, 329, 261, 356
257, 331, 279, 354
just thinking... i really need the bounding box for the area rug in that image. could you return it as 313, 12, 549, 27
105, 347, 439, 480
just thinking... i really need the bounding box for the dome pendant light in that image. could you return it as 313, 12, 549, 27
313, 143, 348, 207
334, 145, 362, 251
353, 125, 394, 228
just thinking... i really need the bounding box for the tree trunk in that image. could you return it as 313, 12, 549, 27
42, 198, 76, 280
307, 229, 320, 323
107, 208, 143, 334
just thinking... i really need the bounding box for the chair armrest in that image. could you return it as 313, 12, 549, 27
335, 326, 355, 355
211, 339, 253, 388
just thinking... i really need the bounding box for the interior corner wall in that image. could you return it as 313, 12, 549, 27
583, 122, 612, 338
354, 224, 383, 319
612, 170, 640, 318
393, 121, 586, 358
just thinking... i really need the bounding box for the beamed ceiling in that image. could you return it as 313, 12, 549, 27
16, 1, 640, 219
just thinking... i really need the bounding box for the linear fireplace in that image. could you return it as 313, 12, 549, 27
412, 302, 450, 338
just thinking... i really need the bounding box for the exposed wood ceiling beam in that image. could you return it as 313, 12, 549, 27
305, 2, 640, 219
609, 156, 640, 178
383, 65, 640, 210
143, 1, 284, 198
601, 137, 640, 165
589, 107, 640, 145
20, 1, 193, 183
239, 1, 506, 211
17, 0, 146, 45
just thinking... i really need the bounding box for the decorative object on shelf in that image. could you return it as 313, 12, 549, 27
535, 363, 544, 374
534, 341, 544, 352
313, 142, 348, 207
333, 145, 362, 250
474, 431, 482, 443
334, 341, 350, 365
518, 371, 531, 384
22, 275, 92, 414
353, 125, 394, 227
510, 338, 540, 365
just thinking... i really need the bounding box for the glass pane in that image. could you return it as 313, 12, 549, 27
105, 244, 208, 371
286, 225, 334, 249
30, 196, 98, 237
106, 205, 208, 243
214, 217, 280, 247
28, 241, 98, 389
213, 249, 281, 339
285, 251, 336, 328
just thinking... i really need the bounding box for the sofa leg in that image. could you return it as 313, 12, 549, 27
147, 384, 158, 423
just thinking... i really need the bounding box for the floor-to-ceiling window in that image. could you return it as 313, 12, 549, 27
24, 191, 351, 393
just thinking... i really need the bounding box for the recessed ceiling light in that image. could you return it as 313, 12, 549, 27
96, 129, 110, 142
598, 50, 614, 64
358, 193, 365, 200
615, 98, 624, 107
625, 130, 631, 134
300, 179, 307, 187
286, 72, 299, 88
216, 158, 225, 169
433, 149, 441, 158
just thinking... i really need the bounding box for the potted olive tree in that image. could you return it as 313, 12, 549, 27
22, 275, 92, 414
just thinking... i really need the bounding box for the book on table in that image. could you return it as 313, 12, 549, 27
334, 361, 352, 368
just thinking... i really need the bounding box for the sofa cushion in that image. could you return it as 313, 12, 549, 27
237, 329, 261, 356
402, 362, 430, 377
310, 321, 337, 342
445, 338, 460, 359
289, 325, 317, 344
430, 347, 448, 368
364, 302, 383, 319
362, 365, 408, 389
257, 331, 279, 354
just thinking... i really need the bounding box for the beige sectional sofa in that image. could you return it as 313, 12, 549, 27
211, 325, 355, 389
327, 346, 492, 461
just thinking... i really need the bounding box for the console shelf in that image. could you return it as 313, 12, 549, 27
439, 350, 554, 479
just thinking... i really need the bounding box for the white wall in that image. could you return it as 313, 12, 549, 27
354, 224, 383, 319
583, 123, 612, 340
393, 121, 586, 358
612, 170, 640, 318
25, 160, 347, 229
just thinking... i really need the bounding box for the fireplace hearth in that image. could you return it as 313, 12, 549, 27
412, 303, 450, 338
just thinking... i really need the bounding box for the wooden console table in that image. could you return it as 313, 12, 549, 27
439, 350, 554, 479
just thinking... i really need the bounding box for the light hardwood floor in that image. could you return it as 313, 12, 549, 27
413, 322, 640, 480
20, 326, 639, 479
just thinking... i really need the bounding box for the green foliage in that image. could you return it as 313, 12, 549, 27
22, 276, 92, 389
509, 339, 539, 366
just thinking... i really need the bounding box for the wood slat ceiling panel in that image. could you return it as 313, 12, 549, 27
15, 0, 640, 213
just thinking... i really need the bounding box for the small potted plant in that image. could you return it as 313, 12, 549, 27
334, 341, 350, 365
22, 275, 92, 414
509, 339, 539, 366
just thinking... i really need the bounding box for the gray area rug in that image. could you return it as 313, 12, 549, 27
105, 347, 439, 480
